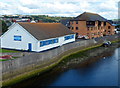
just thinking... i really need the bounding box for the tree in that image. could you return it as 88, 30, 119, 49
2, 20, 8, 33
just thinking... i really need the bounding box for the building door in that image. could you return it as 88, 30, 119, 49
28, 43, 32, 51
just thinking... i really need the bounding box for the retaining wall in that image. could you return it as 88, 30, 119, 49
1, 34, 120, 81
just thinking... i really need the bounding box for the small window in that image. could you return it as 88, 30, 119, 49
76, 33, 78, 36
76, 21, 78, 24
53, 39, 58, 43
40, 41, 44, 47
76, 27, 78, 30
91, 27, 93, 30
14, 36, 21, 41
87, 27, 89, 30
40, 38, 58, 47
64, 35, 74, 41
108, 26, 111, 29
98, 21, 101, 26
49, 40, 53, 44
45, 40, 50, 45
43, 41, 46, 46
104, 22, 106, 26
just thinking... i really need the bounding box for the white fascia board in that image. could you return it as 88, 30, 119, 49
64, 34, 75, 37
1, 23, 16, 38
39, 34, 75, 41
7, 22, 16, 30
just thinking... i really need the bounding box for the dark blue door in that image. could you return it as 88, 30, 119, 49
28, 43, 32, 51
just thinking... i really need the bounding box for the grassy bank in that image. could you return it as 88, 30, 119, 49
0, 49, 20, 53
2, 40, 120, 87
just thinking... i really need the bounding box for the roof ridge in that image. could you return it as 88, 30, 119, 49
84, 12, 98, 15
72, 12, 107, 21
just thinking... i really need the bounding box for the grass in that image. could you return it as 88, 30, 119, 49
0, 59, 8, 61
111, 40, 120, 43
0, 49, 20, 53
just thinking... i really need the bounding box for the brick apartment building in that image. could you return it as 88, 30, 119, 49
69, 12, 115, 39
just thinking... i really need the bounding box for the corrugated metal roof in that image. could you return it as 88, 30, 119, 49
72, 12, 107, 21
18, 22, 74, 40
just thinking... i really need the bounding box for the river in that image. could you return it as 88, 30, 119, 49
11, 46, 119, 88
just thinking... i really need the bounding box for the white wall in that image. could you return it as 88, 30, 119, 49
1, 23, 38, 51
61, 34, 75, 45
1, 23, 75, 52
37, 34, 75, 52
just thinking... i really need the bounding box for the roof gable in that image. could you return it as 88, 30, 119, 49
18, 22, 74, 40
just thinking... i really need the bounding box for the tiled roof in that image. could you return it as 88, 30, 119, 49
71, 12, 107, 21
18, 22, 74, 40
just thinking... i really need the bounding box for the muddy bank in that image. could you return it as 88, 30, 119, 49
10, 42, 120, 87
58, 42, 120, 70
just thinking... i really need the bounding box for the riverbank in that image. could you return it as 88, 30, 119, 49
2, 34, 120, 87
11, 41, 120, 87
58, 41, 120, 69
2, 44, 102, 87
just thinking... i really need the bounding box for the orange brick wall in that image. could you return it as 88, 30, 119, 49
104, 22, 115, 35
70, 21, 115, 39
70, 21, 87, 36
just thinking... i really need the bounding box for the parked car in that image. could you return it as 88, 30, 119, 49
102, 41, 111, 47
115, 28, 120, 34
77, 35, 89, 39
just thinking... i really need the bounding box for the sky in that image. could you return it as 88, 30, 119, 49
0, 0, 119, 19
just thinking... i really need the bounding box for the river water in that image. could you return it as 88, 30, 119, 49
50, 48, 119, 86
11, 46, 119, 88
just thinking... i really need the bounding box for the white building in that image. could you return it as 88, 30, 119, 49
1, 22, 75, 52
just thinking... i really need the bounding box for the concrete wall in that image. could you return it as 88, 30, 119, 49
1, 34, 120, 81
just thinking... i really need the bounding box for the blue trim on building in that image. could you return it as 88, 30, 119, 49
40, 38, 58, 47
64, 35, 74, 41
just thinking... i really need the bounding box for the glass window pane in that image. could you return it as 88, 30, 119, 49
14, 36, 21, 41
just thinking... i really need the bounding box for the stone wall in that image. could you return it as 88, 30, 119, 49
1, 34, 120, 81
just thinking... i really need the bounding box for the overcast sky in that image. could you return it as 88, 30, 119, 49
0, 0, 119, 19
